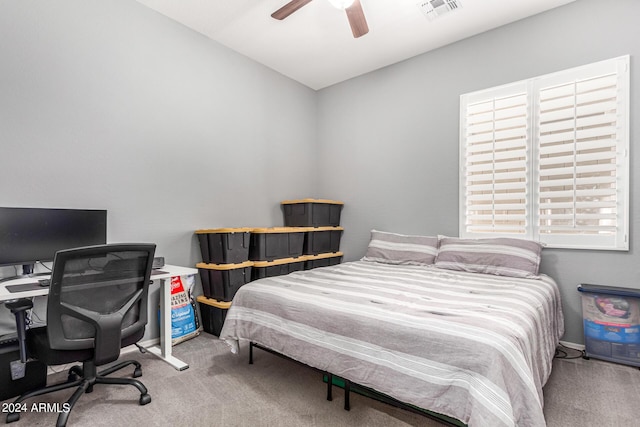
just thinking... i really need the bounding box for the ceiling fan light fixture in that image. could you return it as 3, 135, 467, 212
327, 0, 355, 10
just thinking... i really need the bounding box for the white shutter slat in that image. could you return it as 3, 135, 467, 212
494, 93, 527, 109
493, 150, 526, 162
539, 154, 575, 166
468, 121, 494, 134
575, 150, 616, 164
540, 84, 573, 100
539, 118, 575, 134
539, 108, 575, 123
467, 192, 525, 202
493, 159, 527, 171
575, 127, 616, 141
467, 152, 493, 163
540, 188, 615, 200
494, 116, 528, 130
575, 138, 617, 152
539, 214, 617, 222
466, 133, 494, 144
539, 176, 616, 188
466, 141, 493, 154
539, 151, 616, 169
540, 96, 574, 111
466, 101, 494, 116
539, 163, 616, 178
576, 87, 618, 105
576, 74, 617, 92
576, 100, 618, 117
467, 114, 494, 124
539, 200, 617, 210
539, 130, 576, 145
494, 128, 527, 141
494, 181, 527, 191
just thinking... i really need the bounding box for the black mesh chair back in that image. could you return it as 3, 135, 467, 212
5, 243, 156, 427
46, 243, 155, 366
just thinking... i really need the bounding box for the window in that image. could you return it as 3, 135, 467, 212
460, 56, 629, 250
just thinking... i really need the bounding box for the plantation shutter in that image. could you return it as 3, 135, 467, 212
460, 56, 629, 250
535, 57, 629, 249
461, 84, 530, 237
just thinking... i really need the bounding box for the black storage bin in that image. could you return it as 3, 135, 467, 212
249, 228, 306, 261
196, 296, 231, 337
197, 261, 253, 302
302, 226, 343, 255
252, 257, 306, 281
281, 199, 344, 227
1, 339, 47, 401
304, 252, 343, 270
195, 228, 251, 264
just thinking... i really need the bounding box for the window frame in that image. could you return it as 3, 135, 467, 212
459, 56, 630, 251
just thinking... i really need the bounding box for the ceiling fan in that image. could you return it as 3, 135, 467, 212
271, 0, 369, 38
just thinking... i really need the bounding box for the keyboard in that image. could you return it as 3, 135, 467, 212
5, 280, 49, 293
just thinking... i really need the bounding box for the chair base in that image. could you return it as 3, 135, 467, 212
5, 359, 150, 427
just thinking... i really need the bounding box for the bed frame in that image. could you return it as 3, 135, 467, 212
248, 342, 463, 427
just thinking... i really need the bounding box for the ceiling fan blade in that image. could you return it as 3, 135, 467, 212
271, 0, 314, 20
345, 0, 369, 38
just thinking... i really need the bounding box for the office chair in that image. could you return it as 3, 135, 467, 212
5, 243, 156, 427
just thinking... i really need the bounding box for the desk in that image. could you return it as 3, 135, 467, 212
0, 264, 198, 371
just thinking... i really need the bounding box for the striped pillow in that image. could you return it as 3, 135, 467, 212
434, 236, 543, 278
362, 230, 438, 266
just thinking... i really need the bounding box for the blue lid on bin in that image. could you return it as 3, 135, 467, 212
578, 283, 640, 298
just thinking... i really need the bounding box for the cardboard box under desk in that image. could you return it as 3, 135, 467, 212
0, 340, 47, 401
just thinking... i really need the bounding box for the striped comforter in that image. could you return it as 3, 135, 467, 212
220, 261, 564, 427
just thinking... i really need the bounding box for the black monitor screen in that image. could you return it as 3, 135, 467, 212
0, 207, 107, 267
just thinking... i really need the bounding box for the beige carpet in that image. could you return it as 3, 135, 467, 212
3, 333, 639, 426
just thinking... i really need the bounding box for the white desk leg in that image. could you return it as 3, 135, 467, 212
145, 276, 189, 371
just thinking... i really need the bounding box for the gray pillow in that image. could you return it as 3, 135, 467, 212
434, 236, 543, 278
362, 230, 438, 266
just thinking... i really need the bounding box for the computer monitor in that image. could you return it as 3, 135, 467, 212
0, 207, 107, 278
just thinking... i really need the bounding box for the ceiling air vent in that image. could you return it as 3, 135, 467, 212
419, 0, 462, 21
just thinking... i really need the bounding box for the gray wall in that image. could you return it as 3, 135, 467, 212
0, 0, 317, 338
317, 0, 640, 344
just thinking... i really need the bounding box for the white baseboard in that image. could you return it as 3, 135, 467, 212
559, 340, 585, 351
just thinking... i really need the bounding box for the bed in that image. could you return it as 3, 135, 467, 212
219, 233, 564, 427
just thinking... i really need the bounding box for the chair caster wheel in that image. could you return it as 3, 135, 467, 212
139, 393, 151, 405
6, 412, 21, 423
133, 367, 142, 378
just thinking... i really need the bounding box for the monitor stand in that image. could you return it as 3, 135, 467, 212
21, 263, 34, 276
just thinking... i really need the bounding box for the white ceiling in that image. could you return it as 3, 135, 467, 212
135, 0, 576, 90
